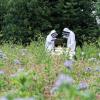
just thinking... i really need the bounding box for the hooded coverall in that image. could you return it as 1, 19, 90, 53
45, 30, 57, 52
63, 28, 76, 59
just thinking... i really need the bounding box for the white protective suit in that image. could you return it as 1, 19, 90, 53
62, 28, 76, 59
45, 30, 58, 52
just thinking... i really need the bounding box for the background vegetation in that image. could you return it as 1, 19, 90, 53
0, 0, 100, 46
0, 0, 100, 99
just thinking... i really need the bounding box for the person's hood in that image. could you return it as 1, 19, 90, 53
48, 30, 58, 39
63, 28, 71, 33
49, 30, 56, 36
46, 30, 57, 42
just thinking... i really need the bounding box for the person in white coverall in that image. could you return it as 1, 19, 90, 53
45, 30, 58, 52
62, 28, 76, 59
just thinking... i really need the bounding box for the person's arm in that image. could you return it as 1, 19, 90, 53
71, 34, 75, 46
67, 32, 76, 52
51, 38, 57, 41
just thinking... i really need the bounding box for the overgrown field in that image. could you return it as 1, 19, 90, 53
0, 42, 100, 100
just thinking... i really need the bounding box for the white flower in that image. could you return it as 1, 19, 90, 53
20, 49, 27, 56
88, 57, 96, 61
53, 47, 63, 55
95, 66, 100, 72
81, 52, 85, 55
98, 53, 100, 57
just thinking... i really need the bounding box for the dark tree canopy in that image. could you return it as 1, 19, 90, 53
0, 0, 99, 46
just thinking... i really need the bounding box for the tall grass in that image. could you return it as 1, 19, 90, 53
0, 41, 100, 100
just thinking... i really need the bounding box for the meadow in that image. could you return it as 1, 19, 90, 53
0, 41, 100, 100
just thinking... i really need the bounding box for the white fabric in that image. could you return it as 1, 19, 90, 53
45, 30, 57, 52
63, 28, 71, 33
63, 28, 76, 57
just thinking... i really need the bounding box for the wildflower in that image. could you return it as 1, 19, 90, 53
55, 74, 74, 86
95, 66, 100, 72
64, 60, 73, 70
14, 59, 21, 65
81, 52, 85, 55
50, 86, 59, 95
17, 68, 24, 72
0, 53, 3, 58
96, 60, 100, 64
21, 49, 27, 52
52, 47, 63, 55
2, 54, 7, 60
88, 57, 96, 62
51, 74, 74, 94
10, 68, 24, 77
10, 73, 18, 77
78, 82, 88, 90
14, 97, 35, 100
0, 97, 8, 100
0, 50, 3, 53
20, 49, 27, 56
98, 53, 100, 57
84, 67, 92, 72
0, 50, 7, 60
77, 73, 81, 77
0, 70, 4, 75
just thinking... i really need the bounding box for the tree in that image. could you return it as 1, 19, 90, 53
48, 0, 99, 46
96, 0, 100, 26
1, 0, 99, 46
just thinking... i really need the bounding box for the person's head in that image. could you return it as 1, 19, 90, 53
62, 28, 70, 38
50, 30, 58, 38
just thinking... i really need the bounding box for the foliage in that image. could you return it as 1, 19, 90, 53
96, 0, 100, 29
0, 0, 99, 45
96, 0, 100, 18
0, 41, 99, 99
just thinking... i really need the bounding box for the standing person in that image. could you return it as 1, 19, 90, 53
62, 28, 76, 59
45, 30, 58, 52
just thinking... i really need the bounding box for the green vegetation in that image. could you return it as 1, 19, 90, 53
0, 0, 100, 99
0, 0, 99, 45
0, 42, 100, 99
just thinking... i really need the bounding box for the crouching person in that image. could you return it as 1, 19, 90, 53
62, 28, 76, 59
45, 30, 58, 52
